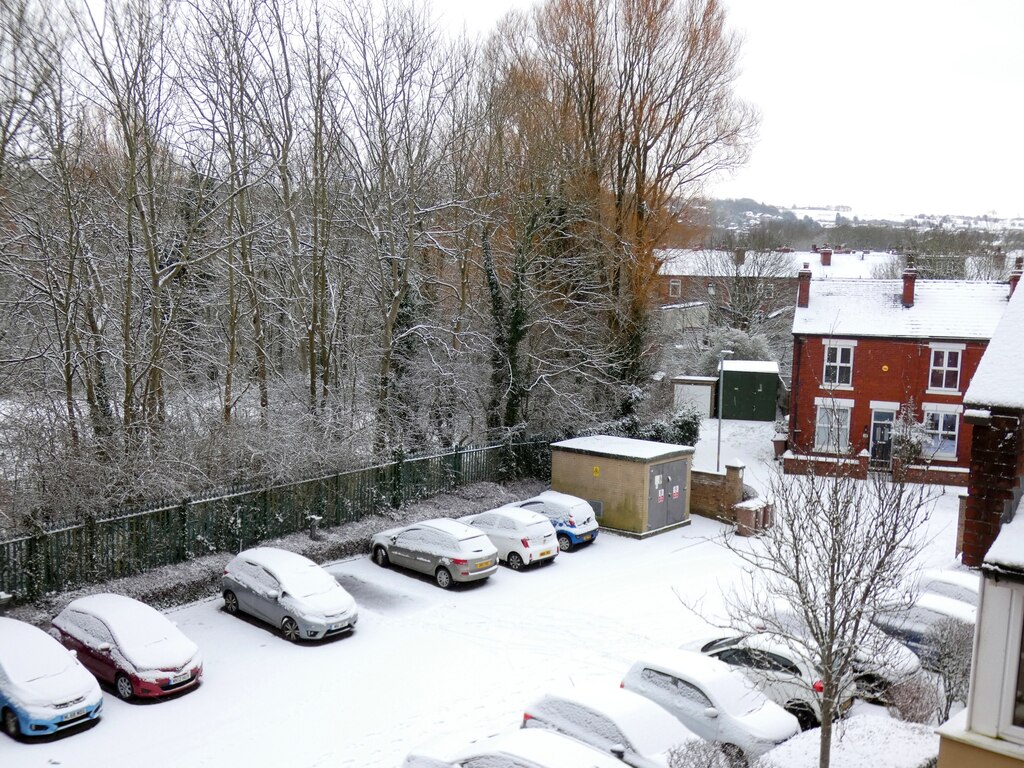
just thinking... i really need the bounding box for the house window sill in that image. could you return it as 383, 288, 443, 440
821, 385, 854, 392
925, 388, 962, 397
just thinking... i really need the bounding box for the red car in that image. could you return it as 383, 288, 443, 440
52, 594, 202, 701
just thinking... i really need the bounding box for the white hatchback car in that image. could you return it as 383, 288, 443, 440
522, 686, 697, 767
402, 726, 624, 767
514, 491, 600, 552
460, 506, 558, 570
621, 649, 799, 761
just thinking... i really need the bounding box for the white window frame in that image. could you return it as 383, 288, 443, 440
928, 342, 964, 394
922, 402, 961, 460
813, 397, 853, 452
822, 339, 857, 389
668, 278, 682, 298
998, 588, 1024, 744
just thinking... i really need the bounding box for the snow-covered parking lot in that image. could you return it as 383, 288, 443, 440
2, 421, 964, 768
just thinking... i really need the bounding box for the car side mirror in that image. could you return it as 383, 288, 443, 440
266, 590, 279, 600
390, 536, 398, 544
610, 744, 626, 759
704, 707, 719, 719
98, 642, 111, 653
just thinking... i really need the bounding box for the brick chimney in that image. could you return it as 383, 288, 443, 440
820, 248, 832, 267
902, 258, 917, 308
1010, 255, 1023, 297
797, 263, 812, 308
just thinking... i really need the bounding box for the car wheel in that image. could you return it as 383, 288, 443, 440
2, 708, 19, 738
373, 546, 389, 568
115, 673, 134, 701
786, 702, 818, 731
281, 617, 301, 642
557, 533, 572, 552
223, 590, 239, 615
435, 567, 453, 590
721, 744, 748, 768
507, 552, 525, 571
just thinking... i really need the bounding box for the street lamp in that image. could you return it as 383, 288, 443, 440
717, 349, 734, 472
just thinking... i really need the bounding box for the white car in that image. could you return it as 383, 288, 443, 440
683, 633, 853, 730
402, 726, 625, 767
222, 548, 358, 641
459, 506, 558, 570
514, 491, 600, 552
622, 649, 800, 760
0, 617, 103, 738
522, 686, 697, 767
870, 592, 976, 670
916, 568, 979, 606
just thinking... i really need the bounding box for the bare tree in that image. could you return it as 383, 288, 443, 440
725, 467, 935, 768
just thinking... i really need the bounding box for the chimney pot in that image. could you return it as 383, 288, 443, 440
797, 263, 812, 308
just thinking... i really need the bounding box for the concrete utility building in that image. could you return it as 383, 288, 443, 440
550, 435, 693, 537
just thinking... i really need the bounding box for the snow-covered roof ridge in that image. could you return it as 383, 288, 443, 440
657, 248, 891, 280
965, 286, 1024, 410
792, 278, 1009, 339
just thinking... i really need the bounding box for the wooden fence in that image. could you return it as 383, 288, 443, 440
0, 441, 551, 602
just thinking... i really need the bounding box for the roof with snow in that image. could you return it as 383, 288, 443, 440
658, 248, 890, 279
723, 360, 780, 374
983, 498, 1024, 577
792, 279, 1009, 339
965, 286, 1024, 410
551, 435, 693, 460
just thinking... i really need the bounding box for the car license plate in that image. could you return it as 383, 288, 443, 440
329, 621, 347, 631
62, 708, 86, 721
476, 560, 493, 570
539, 549, 552, 558
171, 671, 191, 685
583, 533, 593, 541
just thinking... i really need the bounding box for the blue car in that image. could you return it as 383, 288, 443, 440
514, 491, 600, 551
0, 618, 103, 738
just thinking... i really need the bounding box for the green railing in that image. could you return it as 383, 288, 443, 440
0, 441, 551, 603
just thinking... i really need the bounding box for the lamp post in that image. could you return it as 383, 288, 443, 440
717, 349, 734, 472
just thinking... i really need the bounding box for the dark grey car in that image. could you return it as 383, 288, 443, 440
371, 518, 498, 589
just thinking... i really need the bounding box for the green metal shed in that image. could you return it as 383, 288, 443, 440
720, 360, 780, 421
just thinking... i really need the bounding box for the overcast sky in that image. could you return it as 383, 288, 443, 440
433, 0, 1024, 219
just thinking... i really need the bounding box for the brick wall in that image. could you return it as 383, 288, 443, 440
962, 411, 1024, 566
690, 464, 745, 518
789, 334, 987, 471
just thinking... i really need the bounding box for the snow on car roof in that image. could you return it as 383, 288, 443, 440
538, 686, 694, 755
463, 728, 622, 766
915, 592, 976, 624
418, 517, 482, 539
0, 617, 74, 684
918, 568, 980, 593
526, 490, 590, 507
236, 546, 317, 574
634, 648, 769, 716
551, 435, 693, 460
482, 505, 549, 525
66, 593, 197, 666
793, 278, 1008, 339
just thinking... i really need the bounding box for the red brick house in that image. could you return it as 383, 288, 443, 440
784, 263, 1016, 485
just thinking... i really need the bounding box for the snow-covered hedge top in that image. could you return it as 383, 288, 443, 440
760, 714, 938, 768
552, 435, 694, 460
966, 285, 1024, 409
793, 279, 1008, 339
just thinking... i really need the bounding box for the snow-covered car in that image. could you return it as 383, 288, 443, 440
0, 617, 103, 738
621, 649, 800, 760
459, 506, 558, 570
402, 726, 625, 767
222, 548, 358, 642
682, 633, 853, 730
513, 490, 600, 552
371, 518, 499, 589
870, 592, 976, 670
52, 594, 203, 701
915, 568, 979, 607
522, 686, 697, 767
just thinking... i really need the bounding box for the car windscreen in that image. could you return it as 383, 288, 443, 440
281, 564, 340, 598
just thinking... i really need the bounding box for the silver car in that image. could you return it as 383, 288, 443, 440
221, 547, 358, 642
371, 518, 498, 589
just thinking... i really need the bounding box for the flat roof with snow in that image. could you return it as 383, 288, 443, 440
723, 360, 780, 374
983, 498, 1024, 577
792, 279, 1009, 339
551, 435, 693, 461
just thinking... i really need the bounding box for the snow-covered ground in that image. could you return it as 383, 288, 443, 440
2, 420, 962, 767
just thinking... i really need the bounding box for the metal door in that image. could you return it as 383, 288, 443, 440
648, 460, 687, 531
